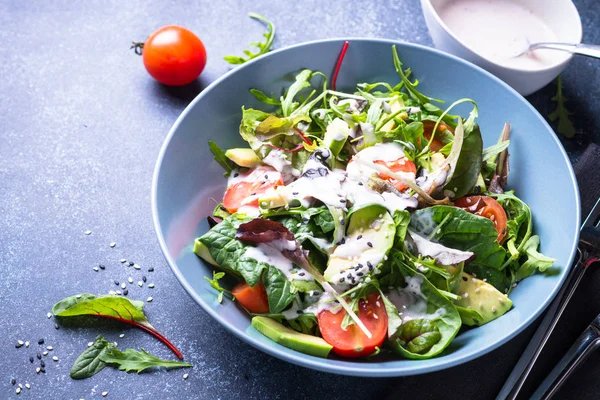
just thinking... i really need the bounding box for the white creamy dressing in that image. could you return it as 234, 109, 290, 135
242, 239, 314, 281
282, 291, 340, 320
438, 0, 567, 70
408, 230, 474, 266
262, 149, 300, 184
387, 275, 447, 323
325, 118, 350, 142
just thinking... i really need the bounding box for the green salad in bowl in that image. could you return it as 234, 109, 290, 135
193, 45, 555, 360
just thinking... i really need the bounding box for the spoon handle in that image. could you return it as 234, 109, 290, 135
530, 42, 600, 59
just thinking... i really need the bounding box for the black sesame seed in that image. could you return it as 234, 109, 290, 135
351, 278, 356, 284
250, 192, 256, 196
296, 310, 304, 314
298, 272, 305, 276
462, 276, 468, 281
38, 338, 44, 345
234, 173, 239, 178
339, 277, 345, 283
148, 267, 154, 272
99, 264, 106, 270
357, 235, 363, 240
357, 272, 364, 276
11, 378, 16, 385
142, 276, 147, 282
302, 218, 309, 223
313, 291, 320, 296
347, 273, 352, 279
30, 356, 34, 363
37, 353, 41, 360
54, 323, 59, 330
367, 261, 373, 270
367, 242, 373, 248
340, 199, 346, 203
292, 192, 299, 195
340, 219, 345, 226
261, 181, 266, 185
264, 175, 269, 179
15, 343, 23, 348
123, 289, 129, 296
358, 182, 363, 186
341, 238, 346, 245
129, 262, 134, 266
114, 280, 120, 286
40, 368, 46, 373
40, 360, 45, 368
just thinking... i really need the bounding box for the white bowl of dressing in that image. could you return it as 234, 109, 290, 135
420, 0, 582, 95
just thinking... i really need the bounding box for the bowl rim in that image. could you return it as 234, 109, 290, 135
420, 0, 583, 74
151, 37, 581, 377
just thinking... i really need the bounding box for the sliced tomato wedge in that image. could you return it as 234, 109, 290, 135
318, 292, 388, 358
232, 281, 269, 314
422, 120, 454, 152
374, 157, 417, 192
454, 195, 508, 243
223, 167, 282, 213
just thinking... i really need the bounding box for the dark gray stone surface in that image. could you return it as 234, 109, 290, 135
1, 0, 599, 399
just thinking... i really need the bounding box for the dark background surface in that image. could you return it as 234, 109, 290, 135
2, 1, 599, 399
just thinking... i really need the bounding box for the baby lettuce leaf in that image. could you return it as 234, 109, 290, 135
224, 13, 275, 65
70, 335, 115, 379
208, 140, 234, 177
409, 206, 506, 269
100, 348, 191, 374
52, 295, 183, 359
388, 262, 462, 359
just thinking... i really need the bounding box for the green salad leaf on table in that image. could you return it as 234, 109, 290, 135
194, 44, 555, 359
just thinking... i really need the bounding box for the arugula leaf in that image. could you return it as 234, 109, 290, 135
548, 75, 575, 138
70, 335, 115, 379
282, 70, 313, 117
391, 45, 442, 104
397, 319, 442, 354
250, 88, 281, 106
52, 294, 183, 359
482, 141, 511, 162
100, 348, 191, 374
515, 235, 556, 281
208, 140, 234, 177
410, 206, 506, 269
204, 271, 232, 304
224, 13, 275, 65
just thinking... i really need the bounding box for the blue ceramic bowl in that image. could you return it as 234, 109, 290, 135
152, 38, 580, 377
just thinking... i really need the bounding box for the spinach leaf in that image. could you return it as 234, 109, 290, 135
314, 209, 335, 233
208, 141, 234, 177
388, 262, 462, 359
463, 264, 510, 293
392, 210, 411, 244
224, 13, 275, 65
397, 319, 442, 354
443, 115, 483, 198
70, 335, 115, 379
515, 235, 556, 281
262, 266, 295, 314
100, 348, 191, 374
52, 294, 183, 359
410, 206, 506, 269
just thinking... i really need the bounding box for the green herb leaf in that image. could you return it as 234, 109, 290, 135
548, 75, 575, 138
52, 294, 183, 359
70, 335, 115, 379
515, 235, 556, 280
204, 271, 231, 303
250, 88, 281, 106
224, 13, 275, 65
208, 140, 234, 177
282, 69, 313, 117
100, 348, 191, 374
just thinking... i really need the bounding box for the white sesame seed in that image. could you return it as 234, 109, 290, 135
148, 283, 155, 288
46, 346, 53, 351
464, 293, 469, 298
113, 342, 118, 346
102, 391, 108, 397
120, 258, 126, 263
376, 301, 381, 307
121, 282, 127, 289
373, 314, 379, 319
25, 341, 30, 347
25, 383, 30, 389
52, 356, 58, 361
147, 297, 153, 302
43, 351, 48, 356
498, 297, 504, 304
93, 267, 99, 271
183, 373, 189, 380
88, 342, 93, 347
76, 294, 82, 299
134, 264, 141, 270
128, 277, 133, 283
492, 306, 497, 313
84, 230, 92, 235
482, 278, 488, 282
16, 387, 21, 394
138, 281, 143, 287
116, 290, 122, 295
36, 367, 40, 374
47, 312, 53, 319
474, 288, 481, 293
18, 384, 22, 389
512, 282, 518, 288
119, 334, 125, 338
108, 290, 116, 295
110, 242, 116, 248
18, 340, 24, 345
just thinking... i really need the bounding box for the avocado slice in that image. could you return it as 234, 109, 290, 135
225, 148, 262, 168
252, 316, 332, 358
323, 118, 349, 158
193, 238, 219, 267
454, 272, 512, 326
324, 205, 395, 283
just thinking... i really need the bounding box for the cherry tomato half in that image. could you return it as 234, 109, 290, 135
374, 157, 417, 192
454, 196, 508, 243
232, 281, 269, 314
142, 25, 207, 86
223, 167, 282, 213
318, 292, 388, 358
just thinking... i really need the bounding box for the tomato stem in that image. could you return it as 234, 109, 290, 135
130, 41, 145, 56
331, 41, 349, 91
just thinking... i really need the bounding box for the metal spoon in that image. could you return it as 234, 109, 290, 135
515, 42, 600, 59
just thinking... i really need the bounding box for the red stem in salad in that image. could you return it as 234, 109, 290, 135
265, 143, 304, 153
294, 127, 313, 146
331, 41, 349, 91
